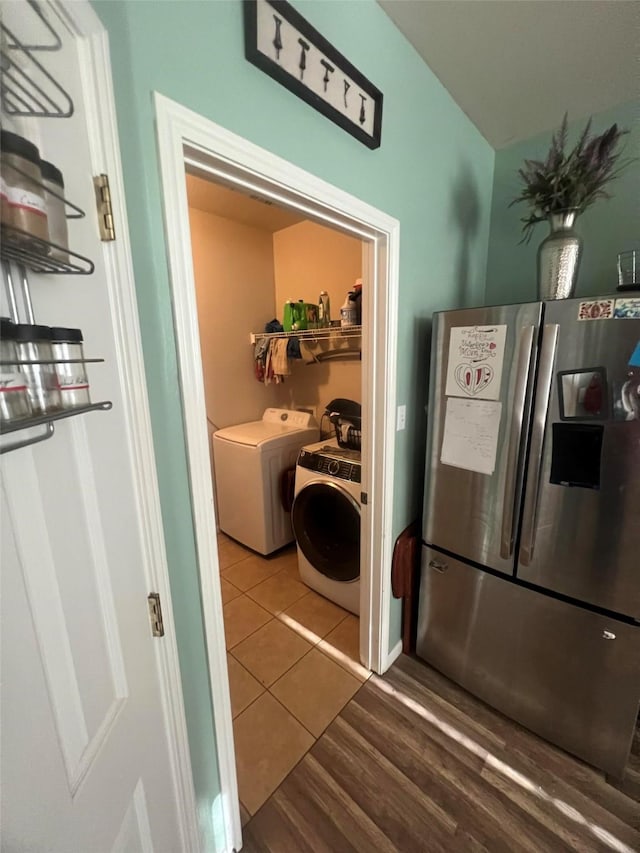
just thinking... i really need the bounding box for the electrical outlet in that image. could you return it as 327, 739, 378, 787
396, 404, 406, 431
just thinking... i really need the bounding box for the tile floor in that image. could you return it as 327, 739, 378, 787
218, 532, 370, 819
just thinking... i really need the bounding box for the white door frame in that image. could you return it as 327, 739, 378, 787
155, 93, 400, 852
57, 4, 200, 850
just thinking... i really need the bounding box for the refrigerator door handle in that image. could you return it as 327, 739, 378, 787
520, 323, 559, 566
500, 325, 536, 559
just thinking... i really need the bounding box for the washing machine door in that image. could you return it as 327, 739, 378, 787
292, 481, 360, 582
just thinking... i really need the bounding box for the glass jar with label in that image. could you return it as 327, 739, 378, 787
14, 324, 61, 414
0, 131, 49, 243
0, 318, 32, 421
41, 160, 69, 262
50, 327, 91, 408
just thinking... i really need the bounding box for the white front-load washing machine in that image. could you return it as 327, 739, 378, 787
292, 438, 361, 615
213, 408, 318, 555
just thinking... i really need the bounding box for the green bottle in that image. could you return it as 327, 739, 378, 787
293, 300, 308, 331
283, 299, 295, 332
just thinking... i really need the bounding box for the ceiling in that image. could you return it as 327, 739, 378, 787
378, 1, 639, 149
186, 174, 305, 232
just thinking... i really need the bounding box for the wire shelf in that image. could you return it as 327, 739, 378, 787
0, 359, 105, 366
0, 400, 112, 435
249, 325, 362, 345
8, 0, 63, 52
1, 1, 74, 118
0, 225, 94, 275
5, 162, 85, 219
0, 401, 113, 454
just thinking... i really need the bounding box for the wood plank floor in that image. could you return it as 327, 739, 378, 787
241, 654, 640, 852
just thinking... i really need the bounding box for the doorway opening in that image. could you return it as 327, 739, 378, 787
185, 171, 370, 821
155, 93, 399, 852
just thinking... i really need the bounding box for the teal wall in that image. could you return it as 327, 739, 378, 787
93, 1, 494, 846
486, 101, 640, 305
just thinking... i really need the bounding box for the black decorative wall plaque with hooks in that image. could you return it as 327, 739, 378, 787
243, 0, 383, 149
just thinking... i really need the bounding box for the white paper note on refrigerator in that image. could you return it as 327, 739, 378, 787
440, 397, 502, 475
445, 325, 507, 400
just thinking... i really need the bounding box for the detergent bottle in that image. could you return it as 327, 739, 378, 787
340, 291, 357, 328
352, 278, 362, 325
283, 299, 295, 332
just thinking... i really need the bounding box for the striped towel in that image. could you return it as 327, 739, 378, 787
270, 338, 290, 378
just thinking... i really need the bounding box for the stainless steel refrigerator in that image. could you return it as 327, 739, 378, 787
416, 294, 640, 777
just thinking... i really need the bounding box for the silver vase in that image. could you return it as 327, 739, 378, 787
537, 210, 582, 300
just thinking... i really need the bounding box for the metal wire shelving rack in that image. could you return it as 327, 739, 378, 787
1, 1, 109, 453
249, 325, 362, 345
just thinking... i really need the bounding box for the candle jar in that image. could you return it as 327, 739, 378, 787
50, 327, 91, 408
0, 318, 32, 421
41, 160, 69, 262
1, 130, 49, 243
14, 324, 61, 414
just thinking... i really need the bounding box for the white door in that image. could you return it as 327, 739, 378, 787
1, 2, 194, 850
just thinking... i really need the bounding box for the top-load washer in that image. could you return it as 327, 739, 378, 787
213, 408, 318, 555
292, 437, 361, 615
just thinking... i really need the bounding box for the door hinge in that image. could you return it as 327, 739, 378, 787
93, 174, 116, 241
147, 592, 165, 637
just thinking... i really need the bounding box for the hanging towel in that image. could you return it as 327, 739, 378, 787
271, 338, 290, 378
264, 339, 275, 384
287, 336, 302, 359
254, 320, 285, 384
254, 335, 269, 360
254, 334, 269, 383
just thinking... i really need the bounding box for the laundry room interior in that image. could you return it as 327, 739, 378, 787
185, 170, 369, 821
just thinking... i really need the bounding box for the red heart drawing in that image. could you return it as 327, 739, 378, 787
455, 363, 494, 396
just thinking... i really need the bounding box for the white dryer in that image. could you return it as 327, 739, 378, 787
292, 438, 361, 615
213, 409, 318, 555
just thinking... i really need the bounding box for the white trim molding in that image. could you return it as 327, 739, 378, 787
154, 92, 400, 853
385, 639, 404, 672
154, 96, 242, 853
57, 4, 200, 851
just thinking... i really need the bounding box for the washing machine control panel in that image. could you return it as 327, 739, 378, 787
263, 408, 316, 428
297, 448, 361, 484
